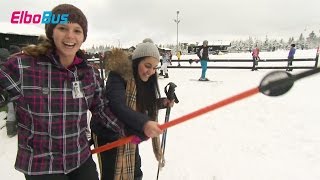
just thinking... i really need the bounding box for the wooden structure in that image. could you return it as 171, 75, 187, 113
0, 33, 38, 49
190, 41, 232, 55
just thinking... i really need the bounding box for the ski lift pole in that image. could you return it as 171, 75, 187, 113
156, 82, 179, 180
91, 68, 320, 155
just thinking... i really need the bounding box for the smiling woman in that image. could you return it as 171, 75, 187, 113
0, 3, 123, 180
91, 39, 176, 180
52, 23, 85, 67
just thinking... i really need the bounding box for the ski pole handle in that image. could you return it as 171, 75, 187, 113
164, 82, 179, 103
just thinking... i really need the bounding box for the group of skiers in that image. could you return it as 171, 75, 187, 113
251, 44, 296, 71
157, 41, 297, 80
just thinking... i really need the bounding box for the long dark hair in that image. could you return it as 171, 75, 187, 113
132, 57, 161, 119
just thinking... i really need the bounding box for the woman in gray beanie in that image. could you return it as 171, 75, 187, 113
91, 39, 175, 180
0, 4, 121, 180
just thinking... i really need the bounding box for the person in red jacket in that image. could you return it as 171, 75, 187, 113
251, 46, 260, 71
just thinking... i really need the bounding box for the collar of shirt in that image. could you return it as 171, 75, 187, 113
67, 56, 83, 69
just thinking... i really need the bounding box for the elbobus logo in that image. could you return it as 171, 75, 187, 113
11, 11, 69, 24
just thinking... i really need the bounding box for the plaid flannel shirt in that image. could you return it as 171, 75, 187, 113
0, 52, 123, 175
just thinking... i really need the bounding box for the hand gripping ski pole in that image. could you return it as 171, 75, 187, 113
91, 68, 320, 154
156, 82, 179, 180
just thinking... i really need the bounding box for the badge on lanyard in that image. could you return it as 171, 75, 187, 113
72, 81, 84, 99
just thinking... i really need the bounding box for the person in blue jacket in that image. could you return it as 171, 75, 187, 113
287, 44, 296, 71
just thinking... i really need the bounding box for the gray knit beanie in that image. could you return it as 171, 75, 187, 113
142, 38, 154, 43
132, 38, 160, 61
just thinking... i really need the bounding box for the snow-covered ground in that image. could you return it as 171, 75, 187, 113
0, 50, 319, 180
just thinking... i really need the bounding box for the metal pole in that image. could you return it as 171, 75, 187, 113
174, 11, 180, 52
176, 11, 179, 51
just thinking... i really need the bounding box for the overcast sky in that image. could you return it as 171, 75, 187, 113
1, 0, 320, 48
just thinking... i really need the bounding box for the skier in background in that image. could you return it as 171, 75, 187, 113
176, 50, 182, 67
160, 50, 171, 78
197, 40, 210, 81
287, 44, 296, 71
251, 45, 260, 71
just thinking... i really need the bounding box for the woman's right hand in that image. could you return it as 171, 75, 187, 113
143, 121, 163, 138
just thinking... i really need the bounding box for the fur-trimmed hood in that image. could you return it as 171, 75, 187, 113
105, 48, 133, 81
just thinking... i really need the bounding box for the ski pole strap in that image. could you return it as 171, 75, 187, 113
164, 82, 179, 103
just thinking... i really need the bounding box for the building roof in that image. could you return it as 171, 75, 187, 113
0, 22, 44, 36
211, 41, 231, 46
159, 47, 172, 51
